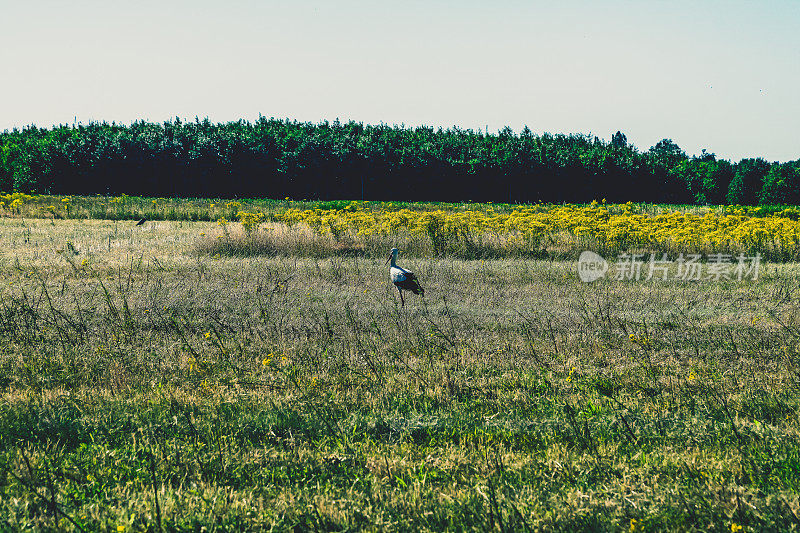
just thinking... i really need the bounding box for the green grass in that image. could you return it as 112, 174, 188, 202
6, 193, 800, 224
1, 215, 800, 531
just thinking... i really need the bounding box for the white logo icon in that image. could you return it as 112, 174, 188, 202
578, 251, 608, 282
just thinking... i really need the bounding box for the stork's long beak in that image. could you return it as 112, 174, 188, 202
384, 255, 391, 266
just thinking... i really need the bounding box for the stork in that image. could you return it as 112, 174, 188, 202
385, 248, 424, 307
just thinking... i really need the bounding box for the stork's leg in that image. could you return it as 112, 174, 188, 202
399, 288, 405, 307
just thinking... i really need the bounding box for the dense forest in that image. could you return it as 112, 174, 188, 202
0, 117, 797, 204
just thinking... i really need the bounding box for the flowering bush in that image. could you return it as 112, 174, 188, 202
237, 211, 264, 235
267, 201, 800, 259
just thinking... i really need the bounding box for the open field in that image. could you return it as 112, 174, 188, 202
4, 193, 800, 261
2, 207, 800, 531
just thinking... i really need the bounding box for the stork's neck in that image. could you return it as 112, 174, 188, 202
389, 254, 397, 267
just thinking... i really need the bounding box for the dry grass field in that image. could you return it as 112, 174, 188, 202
1, 213, 800, 531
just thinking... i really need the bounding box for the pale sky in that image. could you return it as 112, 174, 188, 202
1, 0, 798, 162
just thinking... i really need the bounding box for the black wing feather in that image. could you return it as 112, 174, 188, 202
395, 272, 424, 296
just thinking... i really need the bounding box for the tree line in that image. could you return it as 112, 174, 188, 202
0, 117, 797, 204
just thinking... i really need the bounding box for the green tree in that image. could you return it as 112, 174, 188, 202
611, 131, 628, 150
701, 159, 734, 205
759, 160, 800, 204
647, 139, 686, 168
726, 158, 771, 205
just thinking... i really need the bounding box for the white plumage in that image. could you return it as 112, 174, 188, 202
385, 248, 424, 307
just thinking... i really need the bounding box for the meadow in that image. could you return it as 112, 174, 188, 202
1, 196, 800, 531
